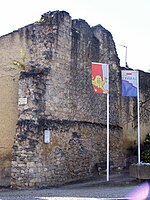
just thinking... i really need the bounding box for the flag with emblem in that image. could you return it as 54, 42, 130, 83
92, 62, 109, 94
121, 70, 141, 164
121, 70, 138, 97
92, 62, 110, 181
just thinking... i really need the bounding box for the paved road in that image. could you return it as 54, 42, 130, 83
0, 183, 150, 200
0, 174, 149, 200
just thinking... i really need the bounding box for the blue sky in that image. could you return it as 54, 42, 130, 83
0, 0, 150, 72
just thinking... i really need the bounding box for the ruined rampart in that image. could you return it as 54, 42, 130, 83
0, 11, 149, 188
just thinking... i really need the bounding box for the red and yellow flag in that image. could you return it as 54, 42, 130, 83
92, 63, 109, 94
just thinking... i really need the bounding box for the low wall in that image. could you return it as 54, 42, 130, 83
129, 164, 150, 180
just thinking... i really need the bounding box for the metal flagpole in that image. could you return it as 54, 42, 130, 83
107, 65, 109, 181
137, 71, 141, 164
92, 62, 110, 181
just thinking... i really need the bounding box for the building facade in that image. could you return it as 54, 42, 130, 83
0, 11, 149, 188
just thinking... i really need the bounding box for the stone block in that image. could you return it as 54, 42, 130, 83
129, 164, 150, 180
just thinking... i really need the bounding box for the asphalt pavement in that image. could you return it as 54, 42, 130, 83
0, 171, 149, 200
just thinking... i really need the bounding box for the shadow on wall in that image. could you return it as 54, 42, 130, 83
0, 155, 11, 187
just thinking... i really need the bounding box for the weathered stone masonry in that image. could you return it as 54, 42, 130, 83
12, 118, 123, 188
8, 11, 150, 188
10, 11, 124, 188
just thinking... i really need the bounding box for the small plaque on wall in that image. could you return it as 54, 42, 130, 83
18, 97, 28, 105
44, 129, 51, 144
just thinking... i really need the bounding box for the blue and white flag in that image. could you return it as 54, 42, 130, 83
121, 70, 138, 97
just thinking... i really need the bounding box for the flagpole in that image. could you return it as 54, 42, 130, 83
121, 70, 140, 164
137, 71, 140, 164
107, 65, 109, 181
91, 62, 110, 181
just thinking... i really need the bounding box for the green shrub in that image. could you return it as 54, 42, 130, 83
141, 133, 150, 163
141, 149, 150, 163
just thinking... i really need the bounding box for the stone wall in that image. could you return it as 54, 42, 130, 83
0, 29, 31, 186
11, 118, 123, 188
0, 10, 149, 188
10, 11, 124, 188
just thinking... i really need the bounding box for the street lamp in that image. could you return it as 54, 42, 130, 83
117, 44, 128, 68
